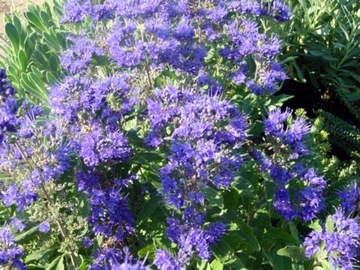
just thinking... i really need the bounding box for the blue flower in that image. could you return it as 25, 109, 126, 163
338, 183, 360, 214
0, 226, 24, 268
39, 221, 50, 233
304, 209, 360, 270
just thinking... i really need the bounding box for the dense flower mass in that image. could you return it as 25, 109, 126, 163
0, 226, 24, 269
338, 183, 360, 214
4, 0, 347, 268
0, 69, 18, 143
255, 108, 326, 221
146, 86, 246, 264
77, 172, 135, 242
304, 209, 360, 270
60, 0, 288, 96
146, 86, 247, 207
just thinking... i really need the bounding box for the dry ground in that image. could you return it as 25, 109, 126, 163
0, 0, 45, 48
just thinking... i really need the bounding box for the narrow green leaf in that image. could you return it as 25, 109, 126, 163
325, 215, 334, 233
49, 55, 60, 73
264, 227, 297, 243
45, 256, 61, 270
45, 72, 57, 85
25, 250, 43, 263
40, 11, 53, 28
235, 219, 260, 251
55, 256, 65, 270
77, 258, 89, 270
44, 31, 61, 51
15, 225, 39, 242
320, 260, 333, 270
12, 15, 24, 44
136, 196, 161, 225
277, 246, 307, 261
308, 50, 325, 56
18, 49, 28, 71
5, 23, 20, 52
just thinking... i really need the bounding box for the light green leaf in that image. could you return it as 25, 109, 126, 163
210, 259, 224, 270
277, 246, 307, 261
45, 256, 61, 270
325, 215, 334, 233
55, 256, 64, 270
15, 225, 39, 242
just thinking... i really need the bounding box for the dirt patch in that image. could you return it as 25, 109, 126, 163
0, 0, 45, 44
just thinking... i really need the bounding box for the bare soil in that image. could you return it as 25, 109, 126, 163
0, 0, 45, 46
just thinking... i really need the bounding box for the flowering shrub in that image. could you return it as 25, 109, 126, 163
0, 0, 359, 269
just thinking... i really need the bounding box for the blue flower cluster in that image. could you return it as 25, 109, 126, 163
46, 0, 291, 267
147, 87, 247, 206
90, 247, 150, 270
60, 0, 288, 95
0, 110, 71, 210
0, 225, 25, 269
304, 209, 360, 270
338, 183, 360, 214
145, 86, 246, 266
254, 108, 326, 221
0, 69, 18, 143
77, 172, 135, 242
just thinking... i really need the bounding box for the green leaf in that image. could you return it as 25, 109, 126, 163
26, 11, 47, 32
211, 241, 248, 269
277, 246, 307, 261
136, 196, 161, 225
308, 220, 322, 232
44, 30, 62, 51
18, 49, 28, 71
45, 256, 61, 270
49, 55, 60, 74
203, 186, 224, 208
309, 50, 325, 56
235, 219, 260, 252
138, 244, 156, 259
45, 72, 57, 85
40, 11, 53, 29
346, 91, 360, 102
263, 249, 293, 270
266, 94, 294, 109
210, 259, 224, 270
25, 250, 44, 263
5, 23, 20, 52
264, 227, 297, 244
55, 256, 65, 270
321, 54, 337, 61
12, 15, 24, 44
15, 225, 39, 242
325, 215, 334, 233
77, 258, 89, 270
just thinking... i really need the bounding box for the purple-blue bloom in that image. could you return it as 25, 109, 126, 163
39, 221, 51, 233
304, 209, 360, 270
338, 183, 360, 214
0, 226, 25, 268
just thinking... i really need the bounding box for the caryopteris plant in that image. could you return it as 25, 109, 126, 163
0, 0, 359, 269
